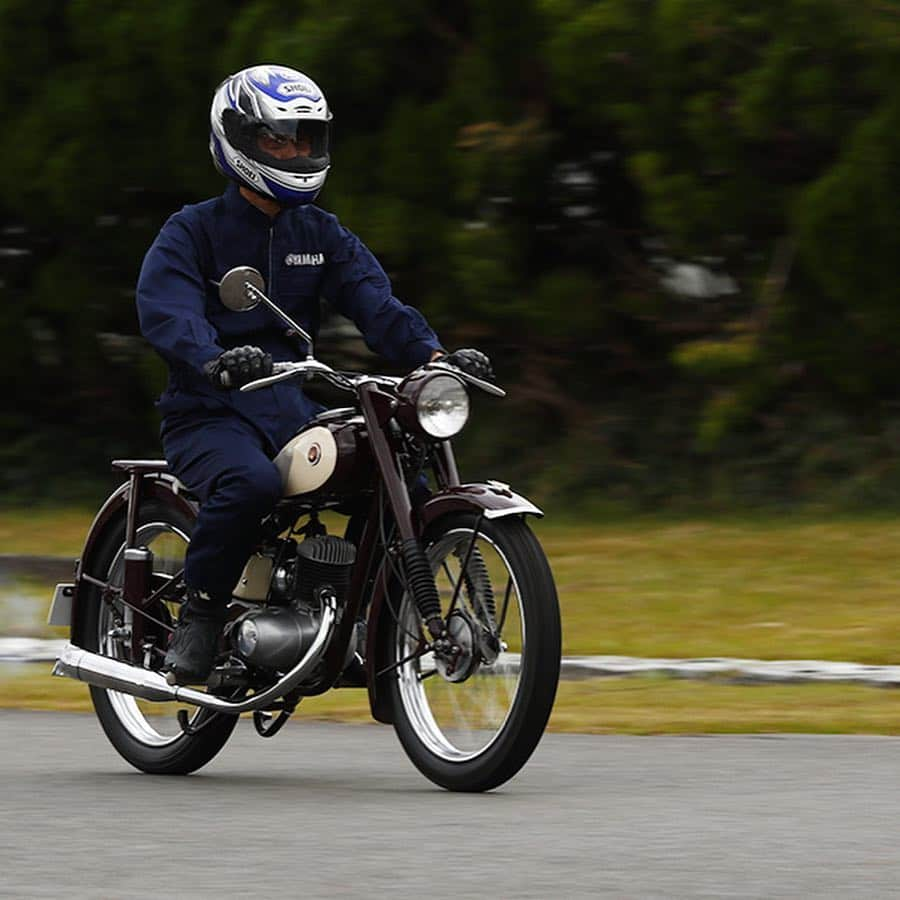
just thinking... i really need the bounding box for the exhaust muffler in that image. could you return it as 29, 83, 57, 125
52, 597, 336, 713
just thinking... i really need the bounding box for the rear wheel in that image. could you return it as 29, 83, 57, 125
79, 496, 238, 774
386, 512, 561, 791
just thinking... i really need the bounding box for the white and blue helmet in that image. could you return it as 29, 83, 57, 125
209, 64, 332, 207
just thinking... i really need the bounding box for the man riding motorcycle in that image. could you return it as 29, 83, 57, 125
136, 64, 493, 685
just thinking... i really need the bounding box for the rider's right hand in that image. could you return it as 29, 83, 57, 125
204, 346, 274, 390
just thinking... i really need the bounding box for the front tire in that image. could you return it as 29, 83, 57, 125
386, 512, 561, 791
79, 496, 238, 775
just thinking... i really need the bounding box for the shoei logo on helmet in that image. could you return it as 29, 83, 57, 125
233, 157, 258, 181
279, 81, 319, 99
249, 69, 321, 102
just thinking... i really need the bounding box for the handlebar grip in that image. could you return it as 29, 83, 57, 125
220, 363, 287, 389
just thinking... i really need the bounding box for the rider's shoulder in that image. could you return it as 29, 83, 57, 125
295, 204, 341, 231
293, 206, 362, 249
160, 197, 219, 232
177, 196, 221, 222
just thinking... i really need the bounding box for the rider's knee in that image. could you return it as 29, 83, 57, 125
218, 460, 283, 512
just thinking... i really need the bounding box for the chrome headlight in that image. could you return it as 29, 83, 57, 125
415, 374, 470, 438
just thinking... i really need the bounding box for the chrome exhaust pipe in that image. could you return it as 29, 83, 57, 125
52, 598, 337, 713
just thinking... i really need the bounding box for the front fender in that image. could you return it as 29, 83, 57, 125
419, 481, 543, 531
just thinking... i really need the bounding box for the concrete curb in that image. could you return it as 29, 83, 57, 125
3, 638, 900, 686
0, 638, 68, 663
557, 655, 900, 686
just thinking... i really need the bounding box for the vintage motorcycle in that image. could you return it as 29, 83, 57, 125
50, 267, 561, 792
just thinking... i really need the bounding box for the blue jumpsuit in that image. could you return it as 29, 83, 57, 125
136, 183, 442, 598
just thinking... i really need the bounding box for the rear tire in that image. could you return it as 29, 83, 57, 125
386, 512, 561, 791
79, 496, 238, 775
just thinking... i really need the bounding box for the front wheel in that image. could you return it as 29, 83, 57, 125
386, 512, 561, 791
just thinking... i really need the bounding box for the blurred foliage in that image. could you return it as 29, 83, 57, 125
2, 0, 900, 509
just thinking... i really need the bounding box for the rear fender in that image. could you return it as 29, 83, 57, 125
68, 476, 196, 646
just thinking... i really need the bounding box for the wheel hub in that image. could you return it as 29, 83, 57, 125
433, 610, 480, 683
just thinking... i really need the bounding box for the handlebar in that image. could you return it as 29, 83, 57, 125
236, 358, 505, 397
214, 272, 505, 396
237, 360, 398, 393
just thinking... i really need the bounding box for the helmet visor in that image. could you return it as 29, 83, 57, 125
223, 109, 329, 173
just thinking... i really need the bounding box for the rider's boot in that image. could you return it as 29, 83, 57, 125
162, 588, 228, 685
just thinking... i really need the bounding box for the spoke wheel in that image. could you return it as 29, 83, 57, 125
79, 496, 238, 774
387, 512, 560, 792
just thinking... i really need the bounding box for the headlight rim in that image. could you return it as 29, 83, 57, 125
397, 371, 471, 439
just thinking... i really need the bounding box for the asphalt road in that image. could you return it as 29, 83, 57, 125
1, 711, 898, 898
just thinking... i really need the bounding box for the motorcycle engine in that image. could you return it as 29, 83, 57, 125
232, 534, 356, 671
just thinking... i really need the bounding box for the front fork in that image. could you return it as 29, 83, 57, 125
358, 382, 448, 641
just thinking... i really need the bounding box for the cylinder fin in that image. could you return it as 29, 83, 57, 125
295, 535, 356, 608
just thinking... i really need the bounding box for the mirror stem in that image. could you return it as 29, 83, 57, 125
246, 283, 315, 358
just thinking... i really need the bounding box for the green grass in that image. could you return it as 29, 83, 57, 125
3, 664, 900, 734
7, 507, 900, 732
6, 508, 900, 663
0, 508, 95, 557
530, 517, 900, 663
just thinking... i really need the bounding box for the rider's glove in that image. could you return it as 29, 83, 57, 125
203, 345, 274, 390
439, 348, 495, 383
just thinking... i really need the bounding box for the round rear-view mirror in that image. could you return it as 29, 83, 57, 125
219, 266, 265, 312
